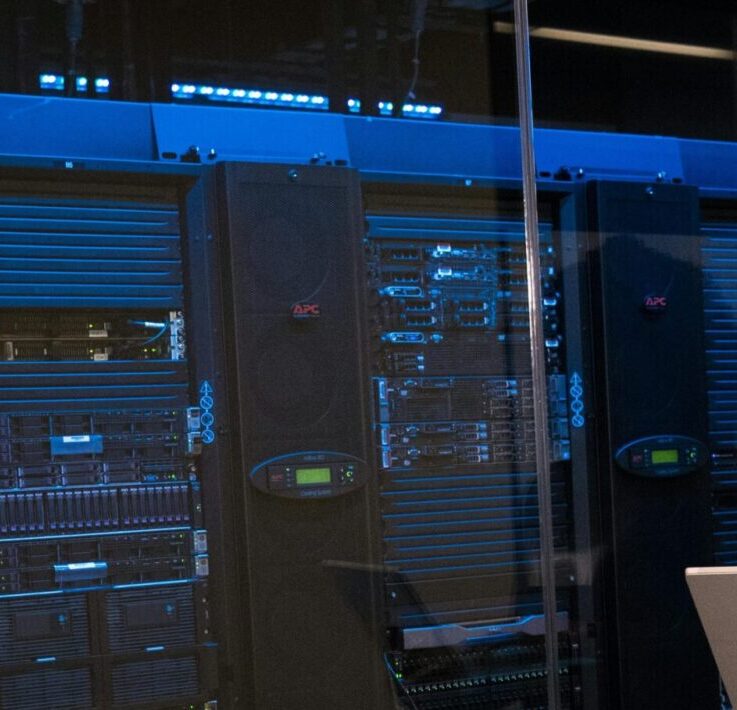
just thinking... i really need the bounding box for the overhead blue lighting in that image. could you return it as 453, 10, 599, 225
38, 73, 110, 94
170, 82, 443, 119
38, 73, 442, 118
347, 97, 443, 119
39, 73, 63, 90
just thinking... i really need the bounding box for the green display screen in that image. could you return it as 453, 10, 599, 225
296, 467, 332, 485
651, 449, 679, 465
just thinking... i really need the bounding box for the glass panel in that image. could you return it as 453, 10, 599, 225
522, 2, 737, 708
15, 3, 737, 709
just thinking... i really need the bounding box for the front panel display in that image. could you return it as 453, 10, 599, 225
614, 434, 708, 477
249, 451, 367, 499
295, 467, 331, 485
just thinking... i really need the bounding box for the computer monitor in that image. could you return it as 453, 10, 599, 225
686, 567, 737, 705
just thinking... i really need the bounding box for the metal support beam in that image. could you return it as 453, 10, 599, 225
512, 1, 561, 708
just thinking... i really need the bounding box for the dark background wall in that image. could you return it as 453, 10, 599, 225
0, 0, 735, 140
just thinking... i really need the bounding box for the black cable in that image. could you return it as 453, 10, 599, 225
64, 0, 84, 97
141, 323, 169, 346
404, 30, 422, 103
404, 0, 429, 104
124, 319, 170, 350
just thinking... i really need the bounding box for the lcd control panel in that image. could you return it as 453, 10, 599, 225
615, 435, 708, 477
251, 452, 368, 499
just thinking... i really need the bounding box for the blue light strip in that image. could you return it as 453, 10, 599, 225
38, 74, 110, 94
0, 525, 190, 544
0, 577, 195, 600
170, 82, 443, 119
38, 73, 443, 118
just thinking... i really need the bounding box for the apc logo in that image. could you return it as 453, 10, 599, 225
643, 295, 667, 314
291, 303, 321, 318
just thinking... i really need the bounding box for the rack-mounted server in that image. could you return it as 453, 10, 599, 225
0, 181, 218, 709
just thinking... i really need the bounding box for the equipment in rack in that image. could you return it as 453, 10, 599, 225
366, 212, 578, 708
702, 214, 737, 571
0, 310, 186, 362
0, 184, 217, 708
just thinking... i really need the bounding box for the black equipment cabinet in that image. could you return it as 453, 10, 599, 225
215, 162, 392, 710
587, 181, 718, 710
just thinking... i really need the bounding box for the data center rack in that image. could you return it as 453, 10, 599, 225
364, 191, 581, 709
0, 173, 218, 709
701, 203, 737, 708
702, 205, 737, 569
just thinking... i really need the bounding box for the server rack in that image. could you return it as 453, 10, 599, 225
1, 98, 736, 710
0, 161, 229, 709
358, 181, 602, 709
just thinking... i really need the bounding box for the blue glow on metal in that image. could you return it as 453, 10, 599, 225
0, 480, 186, 493
168, 82, 442, 118
396, 560, 538, 574
389, 514, 539, 530
384, 528, 536, 542
36, 656, 57, 664
0, 369, 175, 377
111, 578, 195, 591
0, 395, 180, 404
0, 526, 189, 544
385, 472, 536, 484
392, 548, 539, 564
145, 645, 165, 652
407, 614, 544, 636
0, 578, 195, 600
401, 602, 542, 621
385, 504, 538, 519
395, 539, 540, 552
391, 494, 537, 506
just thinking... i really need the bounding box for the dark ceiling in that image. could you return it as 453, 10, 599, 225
0, 0, 735, 140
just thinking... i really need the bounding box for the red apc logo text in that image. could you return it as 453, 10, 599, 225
291, 303, 321, 318
643, 296, 668, 315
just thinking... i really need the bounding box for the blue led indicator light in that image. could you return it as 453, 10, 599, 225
570, 372, 585, 428
199, 380, 216, 444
